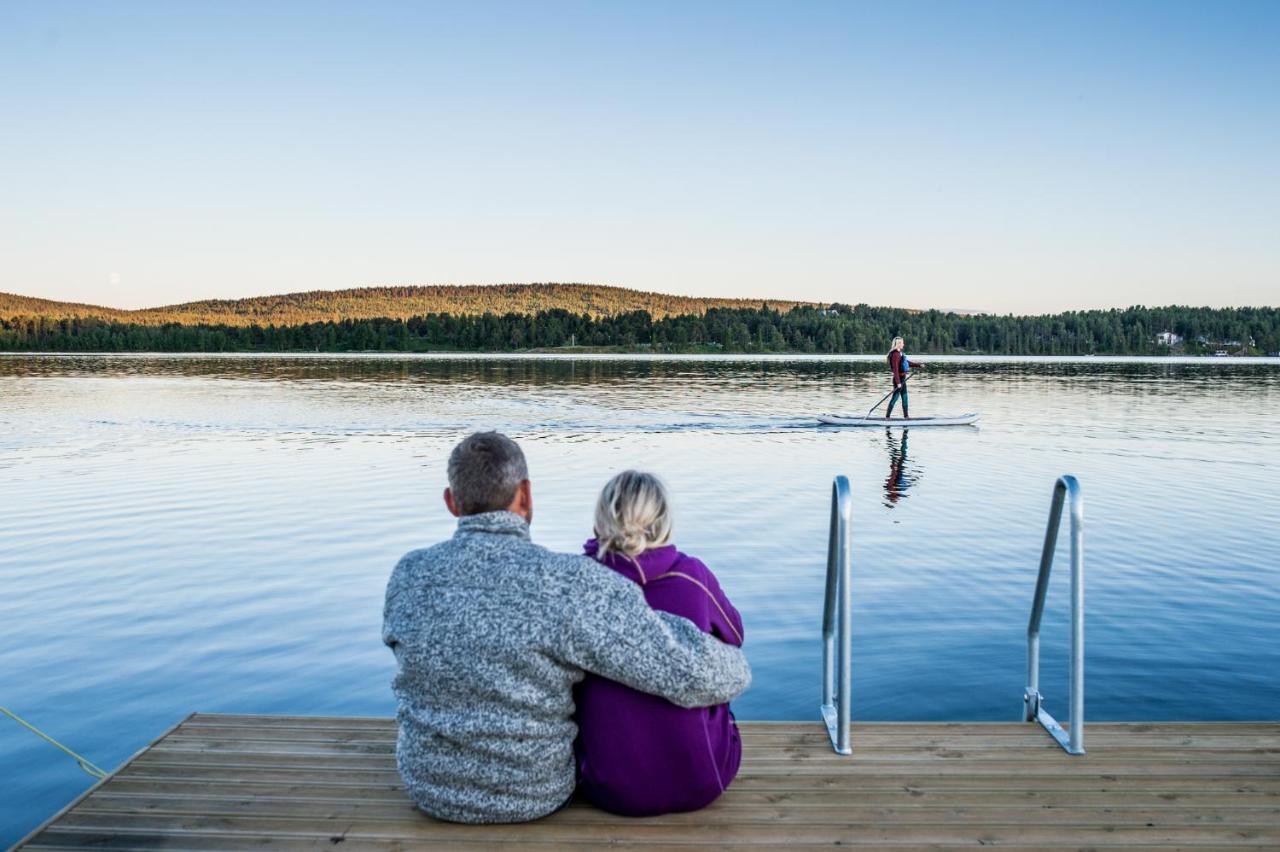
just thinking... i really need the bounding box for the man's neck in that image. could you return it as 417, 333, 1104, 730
456, 510, 531, 538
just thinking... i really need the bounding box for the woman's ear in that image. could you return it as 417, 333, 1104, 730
443, 488, 462, 517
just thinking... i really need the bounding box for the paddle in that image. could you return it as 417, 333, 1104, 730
865, 370, 917, 419
866, 375, 903, 419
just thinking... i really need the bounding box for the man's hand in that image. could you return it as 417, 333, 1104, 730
564, 568, 752, 708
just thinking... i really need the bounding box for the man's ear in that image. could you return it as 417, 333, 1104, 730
444, 487, 462, 518
511, 479, 533, 523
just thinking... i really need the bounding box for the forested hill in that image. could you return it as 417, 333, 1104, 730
0, 284, 813, 326
3, 300, 1277, 356
0, 292, 133, 322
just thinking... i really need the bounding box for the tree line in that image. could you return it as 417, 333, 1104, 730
2, 304, 1277, 355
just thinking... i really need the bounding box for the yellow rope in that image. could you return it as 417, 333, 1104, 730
1, 705, 108, 779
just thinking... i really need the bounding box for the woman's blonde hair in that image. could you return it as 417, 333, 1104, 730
890, 336, 905, 352
594, 470, 674, 558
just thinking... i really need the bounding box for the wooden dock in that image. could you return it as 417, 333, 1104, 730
17, 714, 1280, 849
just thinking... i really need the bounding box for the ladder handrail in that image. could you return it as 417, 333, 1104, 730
1024, 474, 1085, 755
820, 475, 853, 755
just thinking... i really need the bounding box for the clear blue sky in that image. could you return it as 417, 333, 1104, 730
2, 1, 1276, 312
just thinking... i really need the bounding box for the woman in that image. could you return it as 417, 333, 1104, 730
576, 470, 745, 816
886, 336, 922, 419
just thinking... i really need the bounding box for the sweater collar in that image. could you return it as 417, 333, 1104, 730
455, 511, 531, 539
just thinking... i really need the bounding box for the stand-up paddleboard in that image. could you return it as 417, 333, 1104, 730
817, 412, 980, 427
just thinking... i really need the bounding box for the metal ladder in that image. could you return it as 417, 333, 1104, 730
1023, 474, 1086, 754
818, 473, 1085, 756
819, 475, 853, 754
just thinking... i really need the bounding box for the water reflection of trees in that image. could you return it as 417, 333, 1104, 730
1, 356, 1276, 399
0, 355, 893, 388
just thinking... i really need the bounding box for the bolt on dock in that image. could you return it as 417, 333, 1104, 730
16, 713, 1280, 849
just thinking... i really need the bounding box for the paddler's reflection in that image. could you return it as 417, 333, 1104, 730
883, 428, 917, 506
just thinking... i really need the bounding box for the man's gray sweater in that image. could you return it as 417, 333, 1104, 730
383, 511, 752, 824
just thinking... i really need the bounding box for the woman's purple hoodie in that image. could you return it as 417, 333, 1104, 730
575, 539, 745, 816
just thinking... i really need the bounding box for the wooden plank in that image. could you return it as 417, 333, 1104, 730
119, 760, 1280, 785
145, 731, 1280, 757
24, 840, 1280, 852
188, 713, 393, 726
164, 720, 1280, 736
117, 762, 404, 784
163, 726, 1280, 750
157, 721, 1280, 741
40, 812, 1280, 845
111, 763, 1280, 793
71, 794, 1280, 827
127, 750, 1280, 777
176, 719, 1280, 740
146, 732, 1280, 757
31, 837, 1228, 852
178, 715, 1280, 735
92, 777, 1280, 807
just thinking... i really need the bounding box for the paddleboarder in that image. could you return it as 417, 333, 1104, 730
886, 336, 921, 419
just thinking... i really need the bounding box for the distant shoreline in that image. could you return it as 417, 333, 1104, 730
4, 288, 1277, 358
5, 351, 1279, 365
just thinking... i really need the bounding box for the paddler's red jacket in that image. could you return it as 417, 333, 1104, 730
888, 350, 918, 386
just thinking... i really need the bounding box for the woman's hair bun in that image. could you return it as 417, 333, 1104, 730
594, 471, 674, 559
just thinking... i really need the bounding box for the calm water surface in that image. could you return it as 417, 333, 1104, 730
2, 353, 1278, 842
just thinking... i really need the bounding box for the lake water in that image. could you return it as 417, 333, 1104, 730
2, 353, 1279, 843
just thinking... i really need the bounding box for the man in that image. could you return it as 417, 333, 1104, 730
383, 431, 752, 823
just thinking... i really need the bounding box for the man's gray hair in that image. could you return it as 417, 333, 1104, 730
447, 431, 529, 515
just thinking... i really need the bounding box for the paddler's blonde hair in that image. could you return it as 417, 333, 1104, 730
890, 336, 905, 352
594, 470, 674, 559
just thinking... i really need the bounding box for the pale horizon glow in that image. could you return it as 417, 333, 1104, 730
2, 1, 1277, 314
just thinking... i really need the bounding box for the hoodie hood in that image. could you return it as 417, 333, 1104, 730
583, 539, 680, 585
